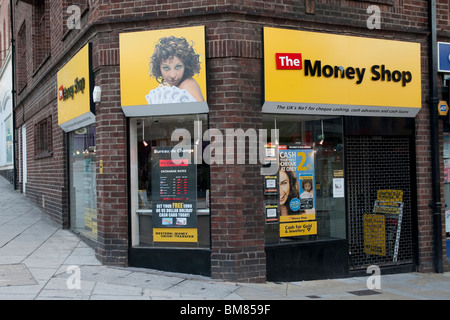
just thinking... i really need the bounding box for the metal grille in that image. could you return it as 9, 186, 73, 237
346, 136, 414, 270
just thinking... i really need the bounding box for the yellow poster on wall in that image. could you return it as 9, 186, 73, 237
263, 27, 422, 117
119, 26, 208, 117
57, 43, 94, 132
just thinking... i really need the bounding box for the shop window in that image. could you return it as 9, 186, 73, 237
131, 114, 210, 249
68, 125, 97, 241
34, 116, 52, 159
262, 114, 346, 243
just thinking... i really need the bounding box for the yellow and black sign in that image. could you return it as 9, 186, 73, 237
57, 43, 95, 132
153, 228, 198, 243
263, 27, 422, 117
363, 213, 386, 256
280, 221, 317, 237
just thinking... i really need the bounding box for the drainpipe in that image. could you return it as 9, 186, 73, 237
9, 0, 17, 191
428, 0, 444, 273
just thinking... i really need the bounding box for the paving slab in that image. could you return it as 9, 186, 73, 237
0, 264, 37, 287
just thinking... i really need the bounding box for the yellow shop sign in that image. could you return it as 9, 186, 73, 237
57, 43, 95, 132
263, 28, 422, 117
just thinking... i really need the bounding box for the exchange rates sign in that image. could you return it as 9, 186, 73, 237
152, 146, 197, 242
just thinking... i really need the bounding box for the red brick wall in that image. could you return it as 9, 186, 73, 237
12, 0, 450, 281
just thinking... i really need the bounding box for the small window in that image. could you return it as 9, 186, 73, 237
16, 23, 27, 91
34, 116, 53, 159
33, 0, 50, 71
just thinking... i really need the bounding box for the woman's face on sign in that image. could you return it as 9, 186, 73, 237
304, 181, 312, 192
160, 56, 185, 87
279, 170, 290, 206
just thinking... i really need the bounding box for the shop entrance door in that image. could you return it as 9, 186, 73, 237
346, 135, 416, 271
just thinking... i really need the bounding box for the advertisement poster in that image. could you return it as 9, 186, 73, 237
151, 146, 197, 242
279, 147, 317, 237
120, 26, 208, 116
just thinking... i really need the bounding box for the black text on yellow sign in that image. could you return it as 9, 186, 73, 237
153, 228, 198, 243
279, 221, 317, 237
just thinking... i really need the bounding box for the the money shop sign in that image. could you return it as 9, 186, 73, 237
263, 28, 422, 117
57, 43, 95, 132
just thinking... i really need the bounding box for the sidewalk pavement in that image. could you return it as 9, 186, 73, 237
1, 177, 450, 301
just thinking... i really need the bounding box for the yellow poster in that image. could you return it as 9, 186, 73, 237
363, 214, 386, 256
153, 228, 198, 243
280, 221, 317, 237
263, 27, 422, 117
120, 26, 207, 116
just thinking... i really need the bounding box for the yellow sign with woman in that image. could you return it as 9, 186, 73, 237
119, 26, 207, 115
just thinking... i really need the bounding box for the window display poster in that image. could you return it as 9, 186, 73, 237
151, 146, 197, 242
279, 147, 317, 236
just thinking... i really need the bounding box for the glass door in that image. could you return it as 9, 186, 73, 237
69, 125, 97, 241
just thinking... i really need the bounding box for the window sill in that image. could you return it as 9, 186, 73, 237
34, 151, 53, 160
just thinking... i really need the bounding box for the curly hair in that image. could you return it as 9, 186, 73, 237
301, 179, 313, 190
149, 36, 201, 84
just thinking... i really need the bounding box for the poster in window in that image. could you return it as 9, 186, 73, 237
279, 147, 317, 236
151, 146, 197, 242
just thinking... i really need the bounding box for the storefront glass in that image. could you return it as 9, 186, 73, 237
131, 114, 210, 249
69, 125, 97, 241
263, 114, 346, 243
444, 133, 450, 237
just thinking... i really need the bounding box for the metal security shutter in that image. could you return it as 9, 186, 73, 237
346, 136, 415, 270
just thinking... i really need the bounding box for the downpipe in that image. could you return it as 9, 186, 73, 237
428, 0, 444, 273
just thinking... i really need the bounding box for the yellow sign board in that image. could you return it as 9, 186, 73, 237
153, 228, 198, 243
57, 43, 94, 132
119, 26, 208, 116
363, 214, 386, 256
280, 221, 317, 237
263, 27, 422, 117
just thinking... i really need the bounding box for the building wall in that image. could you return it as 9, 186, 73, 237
12, 0, 450, 282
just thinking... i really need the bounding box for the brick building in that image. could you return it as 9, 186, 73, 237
11, 0, 450, 283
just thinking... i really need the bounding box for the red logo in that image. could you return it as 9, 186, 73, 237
58, 85, 64, 100
276, 53, 303, 70
159, 159, 189, 167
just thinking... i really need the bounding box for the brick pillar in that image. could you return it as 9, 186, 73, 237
94, 48, 129, 266
207, 31, 266, 282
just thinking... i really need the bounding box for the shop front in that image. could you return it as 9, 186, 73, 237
118, 25, 422, 280
120, 26, 211, 275
262, 28, 421, 281
57, 43, 97, 245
